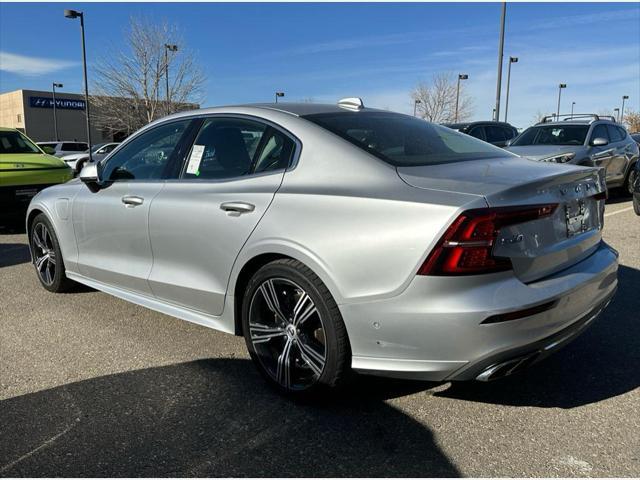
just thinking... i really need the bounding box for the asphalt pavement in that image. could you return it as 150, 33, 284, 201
1, 197, 639, 477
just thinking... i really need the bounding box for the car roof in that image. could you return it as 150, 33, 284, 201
177, 102, 391, 119
444, 121, 514, 128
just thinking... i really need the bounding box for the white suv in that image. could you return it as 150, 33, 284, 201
37, 141, 88, 158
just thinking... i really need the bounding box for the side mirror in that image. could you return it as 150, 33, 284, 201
591, 137, 608, 147
79, 162, 101, 186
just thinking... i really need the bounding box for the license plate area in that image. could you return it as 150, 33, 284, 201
565, 198, 593, 237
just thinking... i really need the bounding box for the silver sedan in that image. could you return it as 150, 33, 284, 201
26, 99, 618, 395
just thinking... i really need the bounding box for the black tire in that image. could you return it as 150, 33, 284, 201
241, 258, 350, 396
623, 164, 637, 196
30, 213, 75, 293
633, 194, 640, 216
75, 159, 86, 176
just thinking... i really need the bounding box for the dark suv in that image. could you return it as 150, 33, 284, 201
443, 121, 519, 147
506, 114, 639, 193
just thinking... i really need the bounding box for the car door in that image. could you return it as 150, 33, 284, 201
72, 118, 194, 295
147, 116, 297, 316
589, 124, 615, 182
605, 124, 629, 183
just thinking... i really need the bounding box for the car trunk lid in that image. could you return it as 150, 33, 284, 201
398, 157, 607, 283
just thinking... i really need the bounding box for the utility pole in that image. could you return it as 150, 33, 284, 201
52, 82, 63, 141
494, 2, 506, 121
504, 57, 517, 122
455, 74, 468, 122
164, 44, 178, 116
556, 83, 566, 119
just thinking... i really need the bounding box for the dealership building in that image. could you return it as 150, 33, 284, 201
0, 89, 115, 143
0, 89, 199, 144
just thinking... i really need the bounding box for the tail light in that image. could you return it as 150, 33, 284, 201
418, 204, 558, 276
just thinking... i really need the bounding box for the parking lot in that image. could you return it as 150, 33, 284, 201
0, 197, 638, 477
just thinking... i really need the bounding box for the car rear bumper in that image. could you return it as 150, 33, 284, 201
342, 241, 618, 381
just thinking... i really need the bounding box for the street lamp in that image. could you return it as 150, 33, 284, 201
621, 95, 629, 124
64, 9, 92, 160
275, 91, 285, 103
413, 99, 421, 117
504, 56, 518, 122
52, 82, 63, 141
455, 74, 468, 122
614, 108, 620, 122
556, 83, 566, 119
164, 44, 178, 115
494, 1, 507, 121
570, 101, 576, 118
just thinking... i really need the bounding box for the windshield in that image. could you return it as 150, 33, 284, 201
512, 125, 588, 146
0, 130, 42, 154
303, 112, 512, 167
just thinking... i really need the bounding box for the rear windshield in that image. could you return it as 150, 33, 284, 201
0, 130, 41, 154
512, 125, 588, 146
303, 112, 512, 167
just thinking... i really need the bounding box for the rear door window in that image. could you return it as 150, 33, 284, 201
607, 125, 624, 143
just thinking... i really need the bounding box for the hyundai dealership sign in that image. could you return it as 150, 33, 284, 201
29, 96, 86, 110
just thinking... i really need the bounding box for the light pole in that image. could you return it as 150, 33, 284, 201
504, 57, 517, 122
64, 9, 92, 160
275, 91, 285, 103
413, 99, 421, 117
164, 44, 178, 116
52, 82, 63, 141
494, 2, 506, 121
621, 95, 629, 124
570, 101, 575, 118
556, 83, 566, 119
614, 108, 620, 122
455, 74, 468, 122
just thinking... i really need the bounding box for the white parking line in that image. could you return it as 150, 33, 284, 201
604, 206, 634, 218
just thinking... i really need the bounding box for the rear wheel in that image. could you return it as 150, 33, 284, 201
30, 214, 74, 292
242, 259, 350, 395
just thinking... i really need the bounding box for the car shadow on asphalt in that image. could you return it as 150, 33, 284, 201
0, 243, 30, 268
0, 359, 459, 477
436, 264, 640, 409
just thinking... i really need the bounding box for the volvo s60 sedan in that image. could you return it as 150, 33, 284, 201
27, 99, 618, 395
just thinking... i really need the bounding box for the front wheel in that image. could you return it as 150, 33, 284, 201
30, 214, 74, 292
242, 259, 350, 395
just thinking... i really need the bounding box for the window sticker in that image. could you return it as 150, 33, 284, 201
186, 144, 205, 175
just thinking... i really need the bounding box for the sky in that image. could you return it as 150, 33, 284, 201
0, 2, 639, 128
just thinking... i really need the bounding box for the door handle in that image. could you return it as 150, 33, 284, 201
220, 201, 255, 215
121, 195, 144, 207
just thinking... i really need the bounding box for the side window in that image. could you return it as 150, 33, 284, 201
607, 125, 623, 143
102, 119, 191, 181
505, 127, 518, 140
61, 143, 76, 151
617, 127, 628, 140
485, 126, 507, 143
253, 129, 295, 173
591, 124, 609, 143
181, 117, 293, 180
468, 126, 486, 141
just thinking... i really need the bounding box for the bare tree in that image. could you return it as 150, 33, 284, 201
411, 72, 473, 123
92, 17, 205, 136
623, 110, 640, 132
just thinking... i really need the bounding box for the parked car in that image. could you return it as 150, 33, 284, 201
442, 121, 519, 147
27, 100, 617, 395
506, 115, 639, 194
0, 128, 72, 221
61, 142, 120, 174
37, 141, 88, 158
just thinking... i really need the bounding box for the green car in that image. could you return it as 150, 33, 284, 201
0, 128, 73, 221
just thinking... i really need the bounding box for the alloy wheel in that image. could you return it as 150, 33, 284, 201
628, 170, 637, 195
32, 223, 56, 286
248, 278, 326, 390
